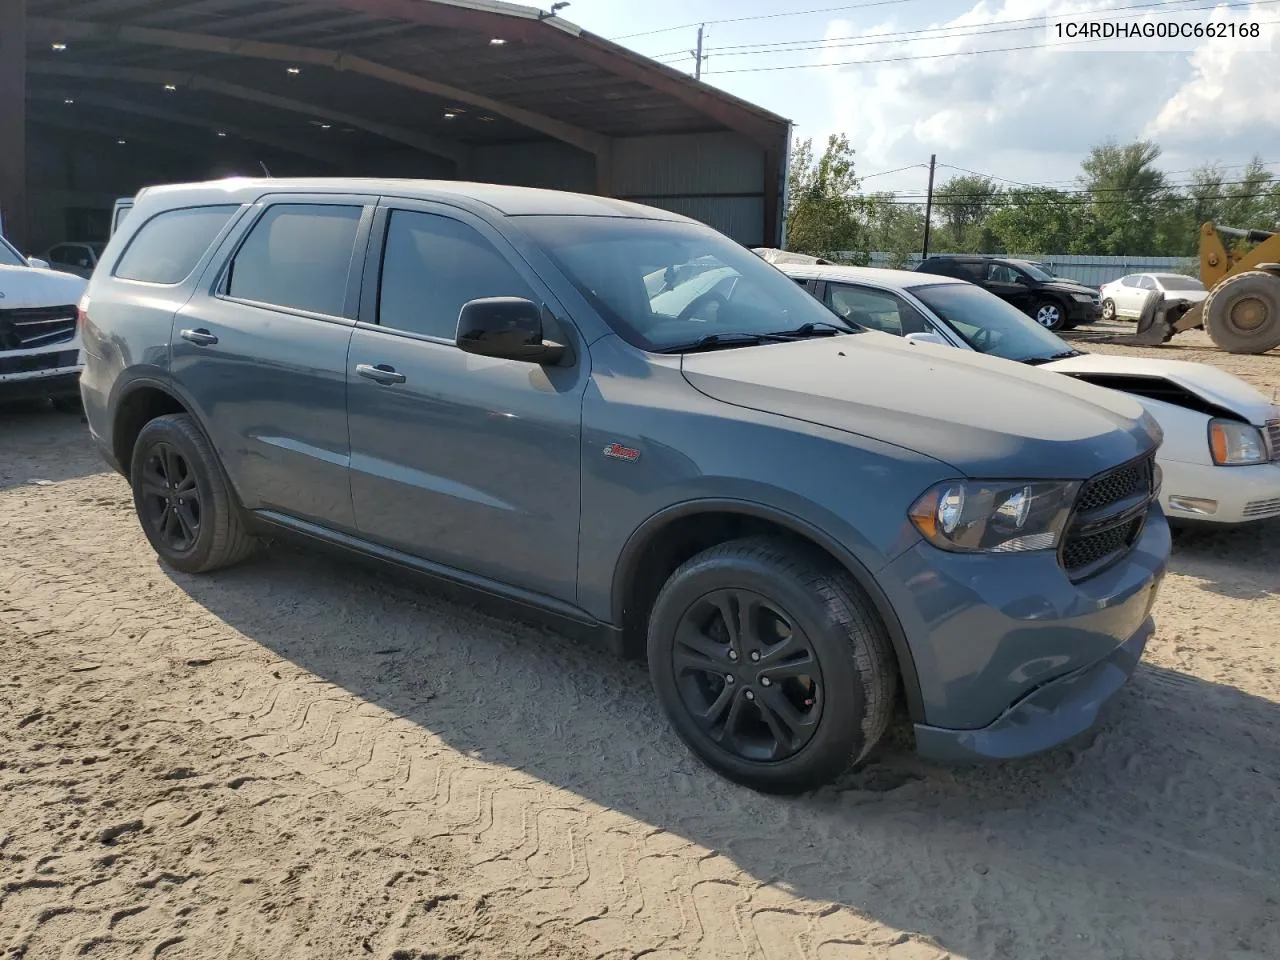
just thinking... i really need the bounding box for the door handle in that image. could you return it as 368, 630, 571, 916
356, 363, 407, 385
180, 328, 219, 347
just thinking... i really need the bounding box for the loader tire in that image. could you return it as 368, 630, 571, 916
1203, 270, 1280, 354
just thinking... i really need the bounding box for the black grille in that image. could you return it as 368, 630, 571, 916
0, 305, 78, 352
1060, 454, 1155, 581
1076, 458, 1152, 514
0, 349, 79, 376
1063, 516, 1145, 572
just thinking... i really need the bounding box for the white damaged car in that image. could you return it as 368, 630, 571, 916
0, 233, 87, 411
776, 261, 1280, 526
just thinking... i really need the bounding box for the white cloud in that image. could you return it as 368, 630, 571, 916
809, 0, 1280, 187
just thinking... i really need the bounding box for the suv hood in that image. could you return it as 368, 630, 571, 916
1045, 352, 1278, 425
0, 264, 87, 308
681, 332, 1161, 479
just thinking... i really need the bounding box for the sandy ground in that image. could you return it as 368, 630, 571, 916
2, 335, 1278, 960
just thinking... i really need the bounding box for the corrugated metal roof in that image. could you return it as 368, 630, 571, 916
25, 0, 790, 164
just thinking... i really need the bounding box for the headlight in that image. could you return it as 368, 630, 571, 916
1208, 419, 1266, 466
908, 480, 1080, 554
1071, 293, 1095, 303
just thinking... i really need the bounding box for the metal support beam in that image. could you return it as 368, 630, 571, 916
0, 0, 27, 249
29, 18, 611, 160
29, 61, 469, 167
29, 90, 355, 169
297, 0, 781, 147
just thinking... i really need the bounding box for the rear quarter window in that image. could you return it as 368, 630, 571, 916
114, 205, 241, 284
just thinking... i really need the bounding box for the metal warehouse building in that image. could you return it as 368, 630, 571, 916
0, 0, 792, 256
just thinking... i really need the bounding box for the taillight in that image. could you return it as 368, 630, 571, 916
76, 294, 90, 336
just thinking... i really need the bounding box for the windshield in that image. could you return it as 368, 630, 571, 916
909, 282, 1075, 362
1157, 275, 1205, 291
520, 216, 851, 351
1014, 261, 1055, 282
0, 235, 27, 268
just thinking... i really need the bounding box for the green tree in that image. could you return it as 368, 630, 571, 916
931, 174, 1003, 252
861, 193, 925, 267
1078, 140, 1171, 255
785, 134, 867, 261
986, 188, 1090, 255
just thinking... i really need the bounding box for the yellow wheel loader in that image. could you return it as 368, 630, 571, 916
1133, 222, 1280, 353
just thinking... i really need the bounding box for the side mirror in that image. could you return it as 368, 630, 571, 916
27, 257, 49, 269
456, 297, 565, 365
904, 331, 948, 347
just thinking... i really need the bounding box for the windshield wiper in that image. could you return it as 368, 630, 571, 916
656, 332, 792, 354
768, 320, 856, 338
1022, 350, 1083, 366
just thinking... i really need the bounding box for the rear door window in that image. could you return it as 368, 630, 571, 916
115, 205, 240, 284
225, 204, 362, 317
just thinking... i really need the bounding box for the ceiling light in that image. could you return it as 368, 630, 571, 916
164, 83, 177, 91
51, 42, 67, 51
63, 98, 75, 104
117, 139, 127, 145
215, 131, 227, 137
286, 66, 301, 75
320, 123, 331, 130
489, 38, 507, 45
443, 112, 456, 119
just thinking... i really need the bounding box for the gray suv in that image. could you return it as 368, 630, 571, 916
81, 179, 1170, 792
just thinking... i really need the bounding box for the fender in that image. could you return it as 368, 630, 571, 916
612, 497, 925, 722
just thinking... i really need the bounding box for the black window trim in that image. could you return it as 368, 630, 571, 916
210, 195, 375, 326
355, 198, 579, 352
110, 202, 249, 288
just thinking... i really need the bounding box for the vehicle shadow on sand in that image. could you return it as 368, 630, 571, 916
165, 545, 1280, 960
1170, 519, 1280, 600
0, 401, 105, 491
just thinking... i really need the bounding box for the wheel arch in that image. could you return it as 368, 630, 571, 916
110, 376, 210, 480
611, 499, 925, 722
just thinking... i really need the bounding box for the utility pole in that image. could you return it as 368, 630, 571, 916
921, 153, 937, 260
692, 24, 705, 80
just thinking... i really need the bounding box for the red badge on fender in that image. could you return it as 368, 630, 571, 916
603, 442, 640, 462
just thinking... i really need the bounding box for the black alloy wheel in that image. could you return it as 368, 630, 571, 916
138, 441, 202, 554
672, 588, 824, 762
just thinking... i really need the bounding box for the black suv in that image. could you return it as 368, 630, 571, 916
914, 256, 1100, 331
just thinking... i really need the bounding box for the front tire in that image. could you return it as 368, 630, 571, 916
1031, 298, 1067, 331
647, 537, 897, 793
129, 413, 257, 574
1202, 270, 1280, 354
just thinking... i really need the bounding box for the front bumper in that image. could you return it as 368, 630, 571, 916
1160, 458, 1280, 524
880, 504, 1169, 747
914, 615, 1153, 760
0, 369, 81, 402
1066, 299, 1102, 323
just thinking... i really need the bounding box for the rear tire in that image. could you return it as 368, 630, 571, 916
1100, 298, 1116, 322
647, 536, 897, 793
129, 413, 257, 574
1203, 270, 1280, 354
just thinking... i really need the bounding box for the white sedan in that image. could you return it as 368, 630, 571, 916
1099, 272, 1207, 321
777, 261, 1280, 526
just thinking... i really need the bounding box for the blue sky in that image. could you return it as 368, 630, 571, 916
565, 0, 1280, 194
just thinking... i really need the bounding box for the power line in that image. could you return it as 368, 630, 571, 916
703, 21, 1280, 73
933, 164, 1280, 193
858, 162, 931, 180
859, 192, 1279, 206
610, 0, 929, 41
